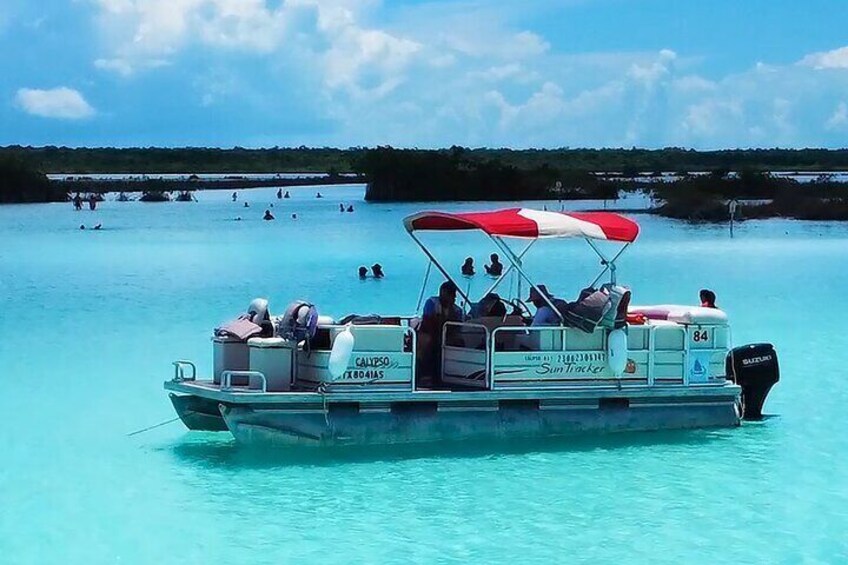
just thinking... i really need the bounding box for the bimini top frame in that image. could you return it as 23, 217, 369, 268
404, 208, 640, 316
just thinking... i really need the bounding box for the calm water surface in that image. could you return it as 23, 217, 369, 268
1, 186, 846, 563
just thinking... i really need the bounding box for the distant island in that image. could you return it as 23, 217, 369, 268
2, 145, 848, 220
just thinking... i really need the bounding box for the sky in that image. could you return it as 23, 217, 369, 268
2, 0, 848, 149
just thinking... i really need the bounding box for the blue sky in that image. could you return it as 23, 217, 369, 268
3, 0, 848, 148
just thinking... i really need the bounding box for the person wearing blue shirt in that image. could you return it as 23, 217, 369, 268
528, 285, 565, 326
418, 281, 464, 387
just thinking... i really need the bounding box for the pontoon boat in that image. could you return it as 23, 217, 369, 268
164, 208, 779, 445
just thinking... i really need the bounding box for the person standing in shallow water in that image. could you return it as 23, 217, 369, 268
232, 192, 238, 202
88, 194, 97, 211
358, 266, 368, 279
371, 264, 384, 278
277, 189, 282, 199
485, 253, 503, 276
263, 209, 275, 221
461, 257, 475, 276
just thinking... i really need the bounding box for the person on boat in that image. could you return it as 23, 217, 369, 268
277, 189, 283, 199
371, 263, 384, 278
347, 205, 354, 212
485, 253, 503, 276
461, 257, 475, 276
284, 191, 290, 198
72, 193, 83, 210
263, 209, 275, 221
471, 292, 507, 318
700, 289, 717, 309
358, 266, 368, 279
232, 192, 238, 202
418, 281, 464, 387
528, 285, 566, 326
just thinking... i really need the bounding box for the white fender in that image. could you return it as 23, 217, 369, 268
608, 328, 628, 377
328, 326, 355, 379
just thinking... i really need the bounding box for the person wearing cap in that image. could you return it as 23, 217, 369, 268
527, 285, 565, 326
418, 281, 464, 387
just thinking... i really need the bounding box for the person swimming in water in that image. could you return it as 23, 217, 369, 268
244, 201, 249, 208
358, 266, 368, 279
284, 191, 290, 198
347, 205, 354, 212
461, 257, 475, 276
93, 223, 102, 230
263, 209, 275, 221
485, 253, 503, 276
316, 192, 323, 199
291, 213, 297, 219
371, 263, 384, 278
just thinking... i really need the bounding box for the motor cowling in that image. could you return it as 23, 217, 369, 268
726, 343, 779, 420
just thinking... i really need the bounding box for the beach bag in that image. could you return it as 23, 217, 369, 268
277, 301, 319, 342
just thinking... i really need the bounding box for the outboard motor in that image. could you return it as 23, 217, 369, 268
725, 343, 779, 420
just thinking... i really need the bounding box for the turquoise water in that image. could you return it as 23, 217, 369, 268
1, 186, 846, 563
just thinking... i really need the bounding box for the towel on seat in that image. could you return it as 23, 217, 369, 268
215, 317, 263, 341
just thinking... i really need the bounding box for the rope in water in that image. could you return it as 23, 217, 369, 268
126, 415, 182, 437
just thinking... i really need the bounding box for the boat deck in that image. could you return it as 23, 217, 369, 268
164, 378, 740, 405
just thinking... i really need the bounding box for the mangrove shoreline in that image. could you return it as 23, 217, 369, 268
3, 146, 848, 220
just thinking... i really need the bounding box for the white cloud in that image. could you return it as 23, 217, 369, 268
672, 75, 717, 93
83, 0, 848, 148
827, 102, 848, 130
799, 46, 848, 70
15, 87, 96, 119
94, 57, 169, 76
92, 0, 289, 74
682, 99, 743, 137
628, 49, 676, 84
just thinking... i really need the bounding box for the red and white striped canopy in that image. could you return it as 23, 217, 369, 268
404, 208, 639, 242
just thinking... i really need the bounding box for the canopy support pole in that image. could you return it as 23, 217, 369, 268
415, 261, 432, 312
492, 236, 564, 323
587, 240, 630, 287
408, 232, 471, 308
481, 239, 535, 299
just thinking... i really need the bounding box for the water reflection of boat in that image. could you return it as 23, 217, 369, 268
165, 208, 779, 446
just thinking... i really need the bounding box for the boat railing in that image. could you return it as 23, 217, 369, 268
442, 322, 491, 389
172, 360, 197, 382
297, 323, 417, 391
221, 370, 267, 393
441, 321, 731, 390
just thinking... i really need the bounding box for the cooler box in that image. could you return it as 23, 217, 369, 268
248, 337, 295, 392
213, 335, 250, 385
